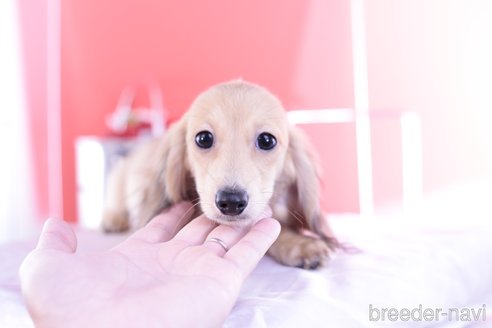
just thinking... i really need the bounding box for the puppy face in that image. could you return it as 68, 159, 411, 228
184, 82, 289, 226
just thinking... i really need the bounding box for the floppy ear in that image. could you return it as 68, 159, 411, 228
157, 117, 195, 204
127, 117, 195, 227
286, 126, 338, 247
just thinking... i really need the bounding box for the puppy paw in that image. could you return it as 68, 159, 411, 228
269, 233, 333, 270
290, 237, 331, 269
101, 210, 130, 233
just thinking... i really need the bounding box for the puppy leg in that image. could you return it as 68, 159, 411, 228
267, 226, 332, 269
102, 160, 130, 233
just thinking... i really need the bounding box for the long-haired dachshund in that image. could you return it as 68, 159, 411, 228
102, 80, 338, 269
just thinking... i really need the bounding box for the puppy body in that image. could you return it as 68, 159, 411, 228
103, 80, 337, 269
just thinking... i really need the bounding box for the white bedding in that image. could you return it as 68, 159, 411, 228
1, 214, 491, 327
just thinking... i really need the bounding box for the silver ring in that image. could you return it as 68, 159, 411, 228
206, 237, 229, 252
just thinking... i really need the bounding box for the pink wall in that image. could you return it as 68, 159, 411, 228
366, 0, 492, 198
18, 0, 49, 220
23, 0, 489, 222
61, 0, 356, 221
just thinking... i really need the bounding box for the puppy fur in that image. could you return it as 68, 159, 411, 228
102, 80, 338, 269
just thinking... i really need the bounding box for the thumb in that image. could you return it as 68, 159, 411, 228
36, 218, 78, 253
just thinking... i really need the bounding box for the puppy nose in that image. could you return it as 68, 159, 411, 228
215, 188, 249, 216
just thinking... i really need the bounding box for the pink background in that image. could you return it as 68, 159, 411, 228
59, 0, 356, 221
18, 0, 49, 220
18, 0, 492, 222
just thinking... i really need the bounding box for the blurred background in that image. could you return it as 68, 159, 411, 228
1, 0, 491, 243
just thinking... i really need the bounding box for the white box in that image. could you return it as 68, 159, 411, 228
75, 137, 139, 229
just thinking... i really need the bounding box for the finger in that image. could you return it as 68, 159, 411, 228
203, 225, 248, 256
158, 215, 218, 264
129, 202, 194, 244
167, 214, 217, 247
36, 218, 77, 253
224, 218, 280, 277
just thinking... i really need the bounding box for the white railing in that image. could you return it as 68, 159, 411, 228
288, 108, 423, 217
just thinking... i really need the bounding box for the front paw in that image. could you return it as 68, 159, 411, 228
291, 237, 332, 269
102, 210, 130, 233
269, 234, 332, 270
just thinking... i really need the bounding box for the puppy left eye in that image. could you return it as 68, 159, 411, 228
256, 132, 277, 150
195, 130, 214, 149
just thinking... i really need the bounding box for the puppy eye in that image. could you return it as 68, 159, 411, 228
256, 132, 277, 151
195, 130, 214, 149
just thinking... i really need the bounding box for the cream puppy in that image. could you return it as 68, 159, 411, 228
103, 80, 338, 269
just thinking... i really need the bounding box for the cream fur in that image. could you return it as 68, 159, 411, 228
102, 80, 338, 269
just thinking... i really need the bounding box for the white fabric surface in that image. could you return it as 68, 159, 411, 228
1, 214, 491, 327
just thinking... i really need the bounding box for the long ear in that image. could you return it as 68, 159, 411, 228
158, 117, 194, 204
286, 126, 338, 248
136, 117, 194, 225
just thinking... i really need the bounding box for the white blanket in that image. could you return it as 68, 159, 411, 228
1, 214, 491, 327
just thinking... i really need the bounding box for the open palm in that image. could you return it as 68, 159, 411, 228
19, 202, 280, 328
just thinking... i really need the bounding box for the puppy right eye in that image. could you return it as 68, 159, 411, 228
195, 130, 214, 149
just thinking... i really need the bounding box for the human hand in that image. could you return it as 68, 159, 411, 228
19, 202, 280, 328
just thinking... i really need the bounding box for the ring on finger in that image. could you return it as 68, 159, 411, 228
206, 237, 229, 252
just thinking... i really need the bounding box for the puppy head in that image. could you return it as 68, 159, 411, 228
184, 80, 289, 226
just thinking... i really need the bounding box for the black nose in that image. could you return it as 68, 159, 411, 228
215, 188, 249, 216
